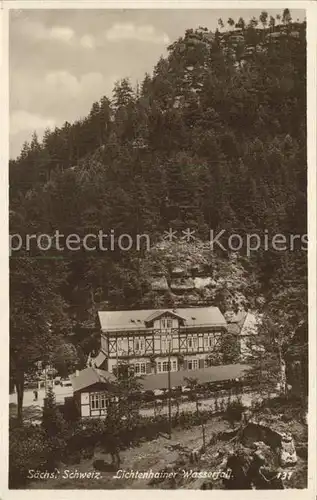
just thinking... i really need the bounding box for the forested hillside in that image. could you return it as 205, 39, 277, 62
10, 10, 307, 416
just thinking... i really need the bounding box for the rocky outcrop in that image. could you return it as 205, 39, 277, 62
170, 278, 195, 293
280, 434, 297, 467
151, 276, 169, 292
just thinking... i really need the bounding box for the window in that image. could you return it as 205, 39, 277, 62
134, 338, 145, 352
157, 360, 175, 373
204, 336, 214, 349
187, 359, 198, 371
162, 361, 169, 372
161, 318, 173, 329
188, 338, 193, 348
193, 337, 198, 349
134, 362, 146, 374
90, 392, 107, 410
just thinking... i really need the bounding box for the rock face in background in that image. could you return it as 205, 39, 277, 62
151, 276, 169, 292
143, 241, 260, 311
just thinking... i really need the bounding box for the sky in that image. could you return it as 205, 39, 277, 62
9, 8, 305, 159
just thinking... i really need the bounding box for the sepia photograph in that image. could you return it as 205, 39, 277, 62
6, 2, 315, 493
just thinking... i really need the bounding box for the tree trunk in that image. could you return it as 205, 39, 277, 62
15, 369, 25, 424
278, 348, 287, 396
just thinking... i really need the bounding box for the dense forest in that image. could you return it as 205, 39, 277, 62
10, 10, 307, 420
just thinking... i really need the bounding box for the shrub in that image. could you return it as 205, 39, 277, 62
9, 425, 50, 488
68, 418, 105, 454
42, 387, 70, 467
224, 401, 245, 428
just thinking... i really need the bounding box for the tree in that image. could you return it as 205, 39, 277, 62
42, 386, 69, 467
112, 362, 143, 424
100, 363, 143, 465
224, 400, 245, 428
235, 17, 245, 30
282, 8, 292, 25
259, 11, 268, 29
184, 376, 200, 416
218, 18, 224, 29
10, 256, 70, 423
42, 386, 67, 437
249, 17, 259, 29
221, 332, 240, 364
269, 16, 276, 31
249, 268, 307, 398
112, 78, 135, 110
51, 342, 80, 377
184, 376, 207, 450
227, 18, 235, 29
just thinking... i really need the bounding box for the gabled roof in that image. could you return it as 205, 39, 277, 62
70, 367, 115, 392
98, 306, 227, 332
144, 310, 186, 323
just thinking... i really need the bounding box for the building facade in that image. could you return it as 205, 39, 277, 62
94, 307, 228, 375
71, 363, 250, 418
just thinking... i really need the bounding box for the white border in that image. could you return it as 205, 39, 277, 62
1, 1, 316, 499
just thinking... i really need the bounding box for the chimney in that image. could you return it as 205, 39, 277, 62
76, 370, 79, 377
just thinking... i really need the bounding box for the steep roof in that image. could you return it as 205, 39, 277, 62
70, 367, 115, 392
98, 306, 227, 332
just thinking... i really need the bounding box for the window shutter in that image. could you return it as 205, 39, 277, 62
199, 359, 204, 369
183, 360, 188, 370
146, 363, 152, 374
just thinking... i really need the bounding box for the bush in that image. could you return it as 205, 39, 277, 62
67, 418, 105, 455
42, 387, 70, 467
9, 425, 50, 488
224, 401, 245, 427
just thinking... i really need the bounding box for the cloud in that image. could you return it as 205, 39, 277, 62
10, 110, 55, 136
105, 23, 170, 44
50, 26, 74, 43
80, 34, 96, 49
44, 71, 107, 98
18, 19, 75, 44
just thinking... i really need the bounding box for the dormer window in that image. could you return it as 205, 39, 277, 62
161, 318, 173, 329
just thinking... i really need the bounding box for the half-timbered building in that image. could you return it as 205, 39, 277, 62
93, 306, 227, 375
